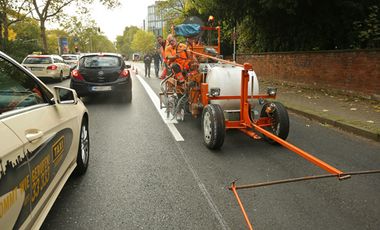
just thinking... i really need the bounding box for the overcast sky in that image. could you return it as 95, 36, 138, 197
89, 0, 156, 41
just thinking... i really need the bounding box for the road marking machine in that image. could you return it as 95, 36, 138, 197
158, 20, 380, 229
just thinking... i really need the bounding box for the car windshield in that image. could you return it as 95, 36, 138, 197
82, 56, 121, 68
62, 56, 78, 60
23, 57, 52, 64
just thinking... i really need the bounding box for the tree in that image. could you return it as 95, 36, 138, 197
131, 30, 155, 54
29, 0, 120, 53
0, 0, 30, 50
354, 5, 380, 48
7, 17, 41, 61
190, 0, 380, 52
46, 29, 69, 54
93, 35, 116, 52
157, 0, 187, 31
116, 26, 139, 58
59, 15, 114, 53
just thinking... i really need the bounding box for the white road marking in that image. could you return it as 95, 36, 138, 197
136, 73, 184, 141
135, 67, 228, 230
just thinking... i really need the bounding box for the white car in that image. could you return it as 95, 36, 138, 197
22, 54, 71, 81
61, 54, 79, 70
0, 51, 90, 229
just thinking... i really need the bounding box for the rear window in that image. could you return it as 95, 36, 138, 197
62, 56, 78, 60
81, 56, 121, 68
23, 57, 52, 64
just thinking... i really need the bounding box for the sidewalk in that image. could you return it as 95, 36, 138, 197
259, 79, 380, 142
132, 62, 380, 142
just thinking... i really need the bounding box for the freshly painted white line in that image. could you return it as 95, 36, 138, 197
135, 66, 228, 229
136, 72, 184, 141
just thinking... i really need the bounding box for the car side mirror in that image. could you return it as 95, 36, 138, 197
54, 86, 79, 104
125, 64, 131, 69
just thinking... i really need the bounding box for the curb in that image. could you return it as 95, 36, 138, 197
131, 65, 379, 142
286, 106, 380, 142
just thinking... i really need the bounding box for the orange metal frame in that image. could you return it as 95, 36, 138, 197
188, 50, 351, 229
173, 24, 380, 230
191, 51, 344, 175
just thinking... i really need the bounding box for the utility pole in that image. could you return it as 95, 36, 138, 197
233, 26, 236, 62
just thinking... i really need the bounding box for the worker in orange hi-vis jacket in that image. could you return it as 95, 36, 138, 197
164, 35, 194, 83
157, 35, 167, 79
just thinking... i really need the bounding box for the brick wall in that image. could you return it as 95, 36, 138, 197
236, 49, 380, 97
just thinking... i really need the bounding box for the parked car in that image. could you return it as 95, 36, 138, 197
0, 51, 90, 229
21, 54, 71, 82
70, 53, 132, 102
61, 54, 80, 71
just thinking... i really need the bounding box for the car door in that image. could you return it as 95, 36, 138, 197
55, 57, 70, 77
0, 54, 80, 229
0, 122, 30, 230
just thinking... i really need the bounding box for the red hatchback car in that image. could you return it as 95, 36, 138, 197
70, 53, 132, 102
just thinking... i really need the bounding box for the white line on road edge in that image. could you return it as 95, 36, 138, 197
135, 66, 228, 229
136, 73, 184, 141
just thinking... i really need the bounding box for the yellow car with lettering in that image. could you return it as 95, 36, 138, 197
0, 51, 90, 229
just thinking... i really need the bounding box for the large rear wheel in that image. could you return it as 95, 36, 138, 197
201, 104, 225, 149
260, 101, 289, 144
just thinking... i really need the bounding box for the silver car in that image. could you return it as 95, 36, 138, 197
0, 51, 90, 229
61, 54, 80, 71
22, 54, 71, 81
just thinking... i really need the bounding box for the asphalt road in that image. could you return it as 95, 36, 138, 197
42, 65, 380, 230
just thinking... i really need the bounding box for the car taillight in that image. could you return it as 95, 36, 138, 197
72, 69, 84, 80
120, 69, 130, 78
47, 65, 58, 70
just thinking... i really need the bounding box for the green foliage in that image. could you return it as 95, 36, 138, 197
94, 35, 116, 52
131, 30, 156, 54
116, 26, 139, 58
10, 18, 40, 41
28, 0, 120, 52
46, 29, 70, 54
6, 39, 41, 62
353, 5, 380, 48
6, 18, 42, 61
157, 0, 186, 24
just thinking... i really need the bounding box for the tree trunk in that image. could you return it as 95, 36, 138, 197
0, 21, 3, 51
0, 12, 6, 51
40, 20, 48, 54
3, 14, 9, 51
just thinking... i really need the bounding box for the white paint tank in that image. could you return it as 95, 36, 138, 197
205, 64, 259, 110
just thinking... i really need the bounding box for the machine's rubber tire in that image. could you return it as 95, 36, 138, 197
260, 101, 289, 144
74, 117, 90, 175
201, 104, 225, 149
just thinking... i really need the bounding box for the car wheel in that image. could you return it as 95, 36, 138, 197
126, 90, 132, 102
260, 101, 289, 144
58, 71, 63, 82
201, 104, 225, 149
120, 90, 132, 103
74, 117, 90, 175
